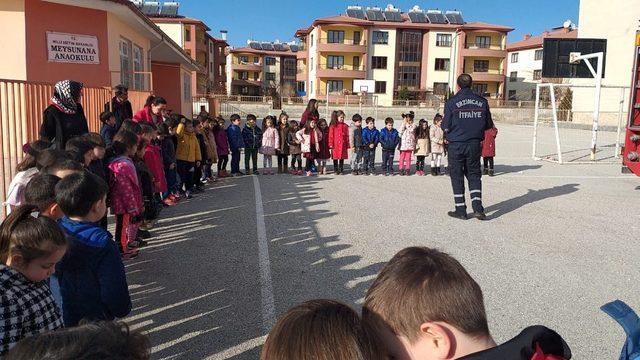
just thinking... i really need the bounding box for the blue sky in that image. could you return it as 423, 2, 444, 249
178, 0, 579, 47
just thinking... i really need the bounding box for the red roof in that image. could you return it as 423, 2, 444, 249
508, 27, 578, 51
309, 14, 513, 32
149, 16, 211, 31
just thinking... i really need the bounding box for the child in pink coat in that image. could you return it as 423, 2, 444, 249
398, 111, 417, 176
296, 119, 322, 176
260, 116, 279, 175
482, 120, 498, 176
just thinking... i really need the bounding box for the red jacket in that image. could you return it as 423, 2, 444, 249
328, 122, 350, 160
481, 127, 498, 158
318, 127, 331, 160
144, 144, 167, 193
132, 106, 160, 125
300, 109, 319, 128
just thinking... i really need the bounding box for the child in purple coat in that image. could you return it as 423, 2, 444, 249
213, 117, 230, 177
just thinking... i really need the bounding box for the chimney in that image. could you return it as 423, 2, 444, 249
523, 34, 532, 40
220, 30, 228, 41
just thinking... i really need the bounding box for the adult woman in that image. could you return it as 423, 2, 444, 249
133, 95, 167, 125
111, 84, 133, 131
40, 80, 89, 149
299, 98, 319, 128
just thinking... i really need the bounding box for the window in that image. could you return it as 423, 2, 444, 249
119, 38, 131, 88
253, 57, 259, 64
374, 81, 386, 94
535, 49, 543, 61
239, 71, 248, 80
372, 31, 389, 44
240, 86, 249, 95
239, 55, 249, 63
353, 56, 360, 69
399, 31, 421, 62
436, 34, 452, 47
533, 70, 542, 80
297, 81, 305, 92
327, 80, 343, 93
353, 31, 361, 45
511, 52, 519, 63
508, 90, 516, 100
183, 72, 191, 100
396, 66, 419, 88
265, 57, 276, 66
184, 27, 191, 42
510, 71, 517, 82
283, 58, 296, 77
475, 36, 491, 49
310, 57, 314, 71
433, 82, 449, 95
327, 55, 344, 69
472, 83, 488, 96
133, 45, 144, 90
266, 72, 276, 81
327, 30, 345, 44
371, 56, 387, 69
253, 72, 259, 81
310, 80, 314, 93
435, 58, 450, 71
473, 60, 489, 72
310, 34, 314, 46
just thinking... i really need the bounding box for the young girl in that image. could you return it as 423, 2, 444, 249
276, 113, 290, 174
297, 120, 322, 177
108, 130, 143, 259
482, 118, 498, 176
157, 123, 178, 205
260, 116, 279, 175
414, 119, 431, 176
328, 110, 349, 175
430, 114, 445, 176
213, 117, 230, 178
0, 205, 67, 356
5, 140, 51, 213
140, 125, 167, 203
260, 299, 386, 360
287, 121, 303, 175
316, 119, 331, 175
399, 111, 417, 176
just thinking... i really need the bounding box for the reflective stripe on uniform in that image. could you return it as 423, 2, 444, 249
455, 202, 466, 207
470, 190, 481, 194
454, 194, 465, 198
471, 197, 482, 201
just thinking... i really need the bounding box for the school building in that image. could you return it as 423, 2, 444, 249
293, 5, 513, 106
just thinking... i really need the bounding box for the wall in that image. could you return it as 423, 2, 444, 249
180, 66, 193, 117
0, 0, 27, 80
308, 27, 318, 96
368, 27, 396, 106
107, 12, 152, 90
151, 61, 182, 114
24, 0, 110, 87
425, 30, 456, 92
506, 47, 541, 100
318, 52, 363, 69
156, 23, 183, 47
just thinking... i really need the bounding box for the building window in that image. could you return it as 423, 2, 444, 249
535, 49, 543, 61
183, 72, 191, 100
353, 56, 360, 69
239, 55, 249, 63
327, 30, 345, 44
433, 82, 449, 95
265, 57, 276, 66
327, 80, 343, 93
475, 36, 491, 49
297, 81, 305, 92
371, 56, 387, 69
310, 80, 314, 93
327, 55, 344, 69
253, 57, 259, 64
511, 52, 519, 63
239, 71, 248, 80
533, 69, 542, 80
133, 45, 145, 91
372, 31, 389, 44
396, 66, 419, 88
310, 57, 314, 71
508, 90, 516, 100
473, 60, 490, 73
119, 38, 132, 88
253, 72, 259, 81
399, 31, 421, 62
435, 58, 450, 71
241, 86, 249, 95
436, 34, 452, 47
184, 27, 191, 42
284, 58, 296, 77
510, 71, 517, 82
353, 31, 361, 45
472, 83, 488, 96
310, 34, 314, 46
374, 81, 386, 94
266, 72, 276, 81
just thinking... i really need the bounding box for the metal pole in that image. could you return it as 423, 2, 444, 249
549, 84, 563, 164
580, 53, 603, 161
532, 83, 541, 159
615, 87, 625, 159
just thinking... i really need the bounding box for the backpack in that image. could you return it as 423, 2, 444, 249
601, 300, 640, 360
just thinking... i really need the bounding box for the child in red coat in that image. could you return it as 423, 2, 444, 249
328, 110, 349, 175
482, 121, 498, 176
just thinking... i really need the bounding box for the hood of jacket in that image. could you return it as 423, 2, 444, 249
58, 217, 111, 248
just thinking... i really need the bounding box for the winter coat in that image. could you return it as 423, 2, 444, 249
287, 130, 302, 155
213, 126, 230, 156
399, 122, 417, 151
108, 156, 142, 216
260, 127, 280, 156
41, 104, 89, 149
132, 106, 161, 125
379, 128, 400, 150
296, 128, 322, 154
144, 144, 167, 193
226, 124, 244, 151
242, 124, 263, 150
196, 133, 209, 162
482, 127, 498, 158
430, 125, 445, 154
110, 97, 133, 131
175, 123, 202, 163
56, 217, 131, 327
415, 127, 431, 156
4, 167, 38, 209
203, 129, 218, 163
300, 109, 319, 128
100, 123, 116, 148
351, 126, 363, 149
277, 124, 290, 155
160, 137, 177, 168
328, 122, 350, 160
318, 127, 331, 160
361, 127, 380, 148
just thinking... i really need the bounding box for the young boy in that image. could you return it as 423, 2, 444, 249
54, 171, 131, 327
23, 174, 63, 219
42, 159, 84, 179
175, 118, 201, 199
227, 114, 244, 176
242, 114, 263, 175
361, 117, 379, 175
100, 111, 117, 148
350, 115, 363, 175
193, 119, 209, 192
379, 117, 400, 176
363, 247, 571, 360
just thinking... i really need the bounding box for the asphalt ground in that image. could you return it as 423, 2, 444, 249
122, 123, 640, 359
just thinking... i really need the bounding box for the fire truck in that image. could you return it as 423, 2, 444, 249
623, 30, 640, 176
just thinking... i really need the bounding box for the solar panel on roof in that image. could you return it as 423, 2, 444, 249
289, 45, 299, 52
130, 0, 143, 8
273, 44, 286, 51
261, 43, 274, 51
426, 11, 448, 24
366, 9, 385, 21
159, 2, 179, 17
141, 1, 160, 15
445, 11, 464, 25
384, 11, 402, 22
408, 11, 428, 23
249, 42, 262, 50
346, 8, 366, 19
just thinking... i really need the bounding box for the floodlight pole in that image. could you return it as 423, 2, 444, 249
572, 52, 604, 161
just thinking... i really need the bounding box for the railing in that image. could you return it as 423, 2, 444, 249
211, 94, 272, 103
231, 77, 262, 82
318, 38, 366, 46
318, 63, 366, 71
231, 59, 262, 66
391, 99, 442, 108
470, 69, 504, 75
281, 97, 306, 105
465, 43, 506, 50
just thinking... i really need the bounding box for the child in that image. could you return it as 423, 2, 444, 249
24, 174, 63, 220
430, 114, 445, 176
399, 111, 417, 176
261, 299, 386, 360
99, 111, 117, 148
328, 110, 349, 175
41, 159, 84, 179
81, 133, 108, 182
350, 114, 364, 175
202, 118, 218, 182
482, 118, 498, 176
54, 171, 131, 327
226, 114, 244, 176
5, 140, 51, 213
192, 119, 209, 192
176, 118, 201, 198
361, 117, 379, 175
157, 123, 179, 204
242, 114, 263, 175
316, 118, 331, 175
414, 119, 431, 176
379, 117, 400, 176
287, 120, 303, 175
140, 124, 167, 205
0, 205, 67, 356
5, 321, 150, 360
65, 138, 94, 168
260, 116, 279, 175
107, 130, 142, 259
134, 138, 157, 235
213, 117, 230, 178
296, 119, 322, 177
276, 112, 290, 174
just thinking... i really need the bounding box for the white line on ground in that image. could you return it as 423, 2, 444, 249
497, 175, 634, 179
253, 176, 276, 333
205, 335, 268, 360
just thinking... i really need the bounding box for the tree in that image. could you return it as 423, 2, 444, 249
397, 87, 411, 100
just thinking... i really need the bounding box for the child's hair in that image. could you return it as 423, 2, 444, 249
262, 115, 275, 130
278, 112, 289, 124
192, 119, 201, 128
41, 159, 84, 176
261, 299, 386, 360
120, 120, 142, 135
36, 149, 68, 171
112, 130, 139, 156
363, 247, 489, 343
139, 123, 157, 137
168, 114, 183, 128
16, 140, 51, 172
415, 119, 429, 139
433, 113, 443, 125
329, 110, 345, 126
157, 123, 170, 137
384, 117, 394, 125
143, 95, 166, 108
135, 138, 148, 159
303, 119, 316, 134
352, 113, 363, 123
288, 120, 298, 129
55, 171, 108, 218
317, 118, 328, 128
183, 118, 193, 126
81, 132, 106, 149
24, 174, 60, 213
230, 113, 241, 122
65, 138, 95, 164
402, 111, 415, 120
0, 204, 67, 264
365, 117, 375, 124
100, 111, 114, 124
246, 114, 257, 122
5, 321, 150, 360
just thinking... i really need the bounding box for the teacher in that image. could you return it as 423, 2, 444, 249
40, 80, 89, 149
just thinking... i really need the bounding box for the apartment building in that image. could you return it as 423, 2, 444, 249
506, 26, 577, 101
294, 5, 513, 106
207, 31, 228, 94
226, 42, 298, 96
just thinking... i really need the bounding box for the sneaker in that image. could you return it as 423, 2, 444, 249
472, 212, 487, 221
162, 198, 177, 207
385, 172, 389, 176
297, 170, 304, 175
489, 169, 495, 177
185, 190, 193, 199
254, 170, 260, 175
138, 229, 152, 239
306, 171, 312, 177
483, 168, 489, 175
447, 211, 468, 220
134, 238, 149, 247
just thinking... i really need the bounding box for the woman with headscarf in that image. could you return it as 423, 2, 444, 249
40, 80, 89, 149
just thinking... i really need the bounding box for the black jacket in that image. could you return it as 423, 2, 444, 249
40, 104, 89, 149
110, 98, 133, 131
443, 88, 492, 143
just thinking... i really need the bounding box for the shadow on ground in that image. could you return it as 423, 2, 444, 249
485, 183, 580, 220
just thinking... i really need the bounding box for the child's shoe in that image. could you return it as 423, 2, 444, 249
138, 229, 151, 239
489, 169, 495, 176
306, 171, 312, 177
297, 170, 304, 175
185, 190, 193, 199
121, 249, 139, 260
483, 168, 489, 175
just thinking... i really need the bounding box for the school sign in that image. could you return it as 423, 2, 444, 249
46, 32, 99, 64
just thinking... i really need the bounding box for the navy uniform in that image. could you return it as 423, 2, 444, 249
443, 87, 492, 219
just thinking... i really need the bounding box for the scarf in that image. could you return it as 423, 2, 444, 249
50, 80, 83, 115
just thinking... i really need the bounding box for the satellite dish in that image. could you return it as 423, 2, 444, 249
563, 20, 572, 29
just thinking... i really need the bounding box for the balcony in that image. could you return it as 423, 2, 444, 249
461, 43, 507, 58
468, 69, 506, 83
231, 78, 262, 87
316, 63, 366, 79
296, 68, 307, 82
317, 38, 367, 54
231, 59, 262, 72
